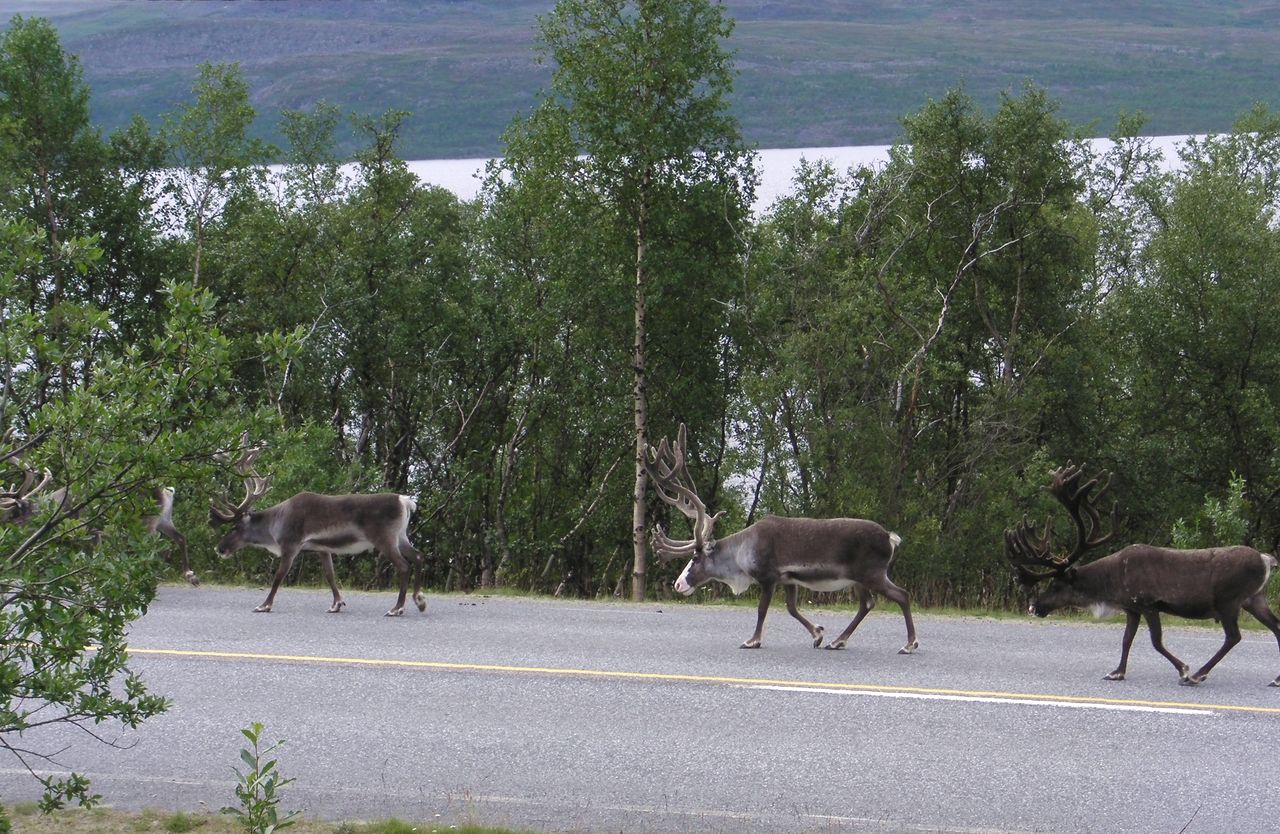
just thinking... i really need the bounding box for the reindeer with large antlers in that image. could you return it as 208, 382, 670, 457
209, 437, 427, 616
1006, 462, 1280, 686
644, 424, 917, 653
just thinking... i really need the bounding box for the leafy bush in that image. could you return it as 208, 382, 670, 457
1171, 473, 1250, 549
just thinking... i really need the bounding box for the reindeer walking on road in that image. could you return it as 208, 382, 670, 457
643, 424, 917, 654
209, 438, 428, 616
1006, 463, 1280, 686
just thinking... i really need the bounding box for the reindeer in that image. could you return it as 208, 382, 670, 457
0, 467, 52, 526
1, 431, 197, 583
643, 424, 917, 653
1006, 463, 1280, 686
208, 440, 427, 616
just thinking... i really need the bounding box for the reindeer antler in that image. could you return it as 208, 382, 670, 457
1005, 461, 1115, 585
1048, 462, 1114, 563
642, 423, 723, 561
1, 429, 53, 521
0, 467, 53, 522
650, 524, 701, 560
1004, 514, 1059, 586
210, 433, 271, 521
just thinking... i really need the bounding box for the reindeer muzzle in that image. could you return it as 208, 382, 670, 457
673, 561, 697, 596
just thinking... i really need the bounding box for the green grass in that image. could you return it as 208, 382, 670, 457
9, 806, 531, 834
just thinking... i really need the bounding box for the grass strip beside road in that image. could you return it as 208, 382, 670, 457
8, 804, 527, 833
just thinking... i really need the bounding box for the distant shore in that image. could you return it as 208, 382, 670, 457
404, 136, 1194, 213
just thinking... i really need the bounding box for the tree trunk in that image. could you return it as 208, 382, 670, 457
191, 202, 205, 288
630, 182, 651, 602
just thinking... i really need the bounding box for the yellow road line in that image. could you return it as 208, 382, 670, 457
122, 646, 1280, 715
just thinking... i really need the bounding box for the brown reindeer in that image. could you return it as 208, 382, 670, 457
644, 424, 917, 653
1006, 463, 1280, 686
209, 440, 427, 616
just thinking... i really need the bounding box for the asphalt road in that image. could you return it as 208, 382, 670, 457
3, 584, 1280, 833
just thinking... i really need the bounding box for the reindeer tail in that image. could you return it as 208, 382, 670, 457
888, 531, 903, 566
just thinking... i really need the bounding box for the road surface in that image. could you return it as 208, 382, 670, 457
2, 585, 1278, 833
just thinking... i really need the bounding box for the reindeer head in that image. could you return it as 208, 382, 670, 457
209, 434, 271, 558
1004, 462, 1114, 616
643, 424, 725, 595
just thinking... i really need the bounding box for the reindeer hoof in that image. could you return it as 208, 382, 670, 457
385, 607, 405, 617
184, 571, 200, 586
327, 600, 346, 614
898, 641, 919, 655
739, 640, 762, 649
253, 605, 272, 613
1269, 677, 1280, 688
414, 593, 427, 613
1103, 672, 1125, 681
825, 640, 848, 651
1179, 675, 1204, 686
811, 626, 825, 649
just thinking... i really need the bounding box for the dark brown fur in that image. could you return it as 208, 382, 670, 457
1031, 544, 1280, 685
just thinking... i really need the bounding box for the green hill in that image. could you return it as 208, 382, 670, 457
7, 0, 1278, 158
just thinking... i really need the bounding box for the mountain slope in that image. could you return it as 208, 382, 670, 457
8, 0, 1278, 158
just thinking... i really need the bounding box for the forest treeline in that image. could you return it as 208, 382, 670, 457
5, 5, 1280, 620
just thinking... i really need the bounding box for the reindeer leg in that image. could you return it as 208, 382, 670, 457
381, 538, 412, 617
783, 583, 824, 648
148, 486, 199, 586
176, 532, 197, 586
400, 538, 427, 613
879, 578, 918, 654
1183, 609, 1242, 685
318, 552, 345, 613
826, 584, 874, 651
1242, 594, 1280, 686
742, 581, 775, 648
160, 523, 198, 586
1104, 610, 1141, 680
1140, 611, 1189, 680
256, 547, 300, 613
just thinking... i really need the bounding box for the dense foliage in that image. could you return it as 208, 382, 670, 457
3, 0, 1280, 805
0, 16, 271, 810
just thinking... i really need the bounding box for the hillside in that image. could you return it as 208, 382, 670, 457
7, 0, 1280, 159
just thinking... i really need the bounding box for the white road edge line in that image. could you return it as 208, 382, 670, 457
744, 684, 1216, 715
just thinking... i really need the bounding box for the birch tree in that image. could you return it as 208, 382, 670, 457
498, 0, 753, 599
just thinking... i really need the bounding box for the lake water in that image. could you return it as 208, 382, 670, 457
406, 136, 1193, 213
